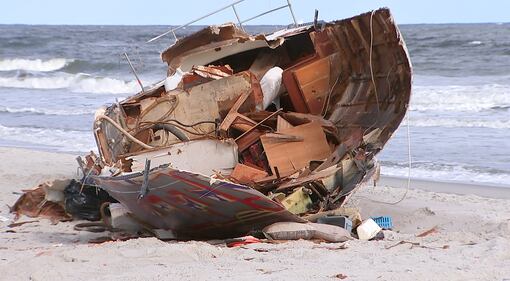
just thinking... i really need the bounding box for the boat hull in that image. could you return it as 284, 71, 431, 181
93, 167, 303, 238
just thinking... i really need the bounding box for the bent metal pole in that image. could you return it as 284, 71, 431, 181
123, 52, 144, 93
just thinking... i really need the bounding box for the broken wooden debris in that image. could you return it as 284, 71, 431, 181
10, 184, 71, 223
8, 220, 39, 228
261, 121, 331, 176
230, 163, 268, 185
75, 8, 411, 239
416, 226, 439, 238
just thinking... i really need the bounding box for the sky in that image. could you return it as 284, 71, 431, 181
1, 0, 509, 25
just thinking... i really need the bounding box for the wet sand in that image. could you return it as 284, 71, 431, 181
1, 147, 509, 280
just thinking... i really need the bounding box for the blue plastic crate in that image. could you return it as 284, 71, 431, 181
371, 216, 393, 230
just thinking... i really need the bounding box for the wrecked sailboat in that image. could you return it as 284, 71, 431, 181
85, 7, 412, 239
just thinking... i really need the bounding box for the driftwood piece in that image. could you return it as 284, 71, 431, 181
416, 226, 439, 237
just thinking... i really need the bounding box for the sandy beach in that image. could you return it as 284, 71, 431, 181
1, 147, 509, 280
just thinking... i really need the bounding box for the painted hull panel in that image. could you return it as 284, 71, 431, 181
93, 167, 303, 238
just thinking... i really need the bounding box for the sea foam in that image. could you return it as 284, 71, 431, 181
411, 84, 510, 112
0, 106, 94, 116
0, 58, 72, 72
0, 73, 139, 94
0, 124, 96, 153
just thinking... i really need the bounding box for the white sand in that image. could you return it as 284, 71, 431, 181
1, 147, 509, 280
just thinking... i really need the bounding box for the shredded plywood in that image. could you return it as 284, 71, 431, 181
261, 121, 331, 176
230, 163, 268, 185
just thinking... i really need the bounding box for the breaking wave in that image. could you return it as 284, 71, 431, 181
0, 106, 94, 116
468, 40, 483, 45
0, 58, 73, 72
0, 124, 96, 153
411, 84, 510, 112
0, 73, 139, 94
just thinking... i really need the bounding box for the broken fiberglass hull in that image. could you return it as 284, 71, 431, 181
89, 8, 412, 239
93, 166, 304, 238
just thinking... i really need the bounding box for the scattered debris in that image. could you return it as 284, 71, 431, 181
312, 242, 349, 250
310, 222, 353, 242
356, 218, 382, 240
334, 273, 348, 279
11, 7, 412, 241
226, 236, 261, 247
372, 216, 393, 230
416, 226, 439, 238
386, 240, 449, 250
10, 182, 71, 223
7, 220, 38, 228
63, 180, 116, 221
230, 163, 268, 185
317, 216, 353, 232
74, 222, 109, 233
305, 207, 362, 228
280, 187, 313, 215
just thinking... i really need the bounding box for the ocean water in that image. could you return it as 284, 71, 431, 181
0, 23, 509, 186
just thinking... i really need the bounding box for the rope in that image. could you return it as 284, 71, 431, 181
359, 112, 412, 205
387, 111, 412, 205
355, 11, 412, 205
369, 10, 381, 113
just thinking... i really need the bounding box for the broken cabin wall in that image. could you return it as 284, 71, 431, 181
319, 9, 412, 148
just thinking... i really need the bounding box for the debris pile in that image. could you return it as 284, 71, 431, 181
11, 8, 411, 241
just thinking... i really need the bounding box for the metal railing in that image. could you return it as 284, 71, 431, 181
146, 0, 298, 43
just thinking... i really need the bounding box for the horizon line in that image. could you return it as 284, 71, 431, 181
0, 21, 508, 27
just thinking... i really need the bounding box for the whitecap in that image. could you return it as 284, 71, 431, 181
0, 106, 94, 116
468, 40, 483, 45
0, 73, 139, 94
410, 84, 510, 112
0, 58, 72, 72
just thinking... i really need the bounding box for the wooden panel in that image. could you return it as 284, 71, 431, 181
293, 56, 330, 115
236, 129, 264, 152
261, 121, 331, 176
310, 30, 337, 57
282, 68, 309, 113
277, 116, 294, 131
230, 163, 268, 185
282, 55, 318, 113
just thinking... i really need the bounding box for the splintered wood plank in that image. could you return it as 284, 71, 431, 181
293, 56, 330, 115
261, 121, 331, 176
230, 163, 268, 185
